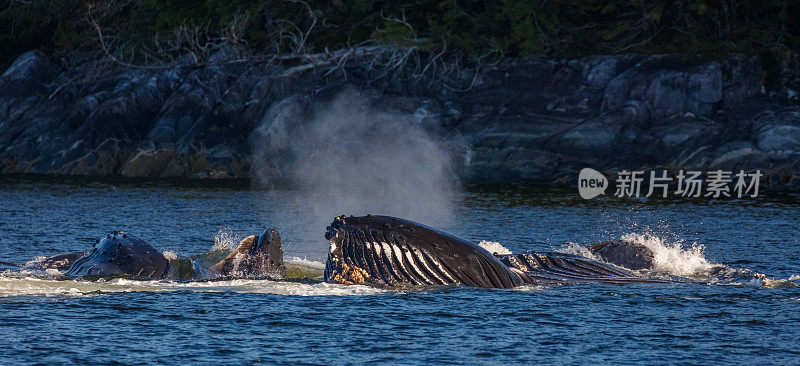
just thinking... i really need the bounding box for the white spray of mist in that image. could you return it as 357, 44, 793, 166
252, 89, 462, 238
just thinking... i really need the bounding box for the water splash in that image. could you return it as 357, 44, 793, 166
557, 235, 720, 279
211, 230, 240, 252
749, 273, 798, 289
17, 257, 67, 278
618, 233, 718, 277
22, 256, 47, 268
558, 242, 601, 260
478, 240, 512, 255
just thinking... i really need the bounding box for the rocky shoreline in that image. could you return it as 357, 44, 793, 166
1, 50, 798, 191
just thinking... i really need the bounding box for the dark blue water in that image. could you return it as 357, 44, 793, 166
1, 178, 799, 364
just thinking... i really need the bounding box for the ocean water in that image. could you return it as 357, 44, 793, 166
1, 177, 799, 364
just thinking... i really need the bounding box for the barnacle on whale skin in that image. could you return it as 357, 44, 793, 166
330, 262, 369, 285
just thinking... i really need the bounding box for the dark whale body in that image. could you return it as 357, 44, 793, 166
324, 215, 670, 288
588, 240, 656, 270
66, 231, 170, 278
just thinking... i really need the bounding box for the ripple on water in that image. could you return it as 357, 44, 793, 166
1, 180, 799, 363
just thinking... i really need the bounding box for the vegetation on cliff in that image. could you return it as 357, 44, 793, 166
2, 0, 798, 70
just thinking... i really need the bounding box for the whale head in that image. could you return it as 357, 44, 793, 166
212, 227, 286, 278
65, 231, 169, 278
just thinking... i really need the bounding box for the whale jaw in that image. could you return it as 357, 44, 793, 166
324, 215, 524, 288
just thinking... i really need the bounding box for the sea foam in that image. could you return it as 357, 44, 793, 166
0, 276, 389, 297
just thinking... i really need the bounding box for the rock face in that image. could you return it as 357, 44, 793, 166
1, 49, 798, 190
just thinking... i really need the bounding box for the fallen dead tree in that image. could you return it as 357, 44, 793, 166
86, 0, 492, 90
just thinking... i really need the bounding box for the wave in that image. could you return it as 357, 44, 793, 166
0, 256, 338, 298
0, 276, 389, 297
287, 257, 326, 269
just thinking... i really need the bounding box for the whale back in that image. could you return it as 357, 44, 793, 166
324, 215, 524, 288
587, 240, 655, 270
65, 232, 169, 278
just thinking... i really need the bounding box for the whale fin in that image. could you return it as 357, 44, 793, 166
324, 215, 524, 288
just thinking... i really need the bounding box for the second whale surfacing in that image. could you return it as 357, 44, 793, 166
324, 215, 674, 288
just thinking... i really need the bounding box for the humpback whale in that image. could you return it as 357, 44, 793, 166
323, 215, 672, 288
324, 215, 523, 287
27, 229, 286, 280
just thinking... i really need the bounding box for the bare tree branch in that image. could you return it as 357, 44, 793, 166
84, 0, 485, 91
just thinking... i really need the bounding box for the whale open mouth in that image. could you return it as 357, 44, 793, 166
323, 215, 524, 288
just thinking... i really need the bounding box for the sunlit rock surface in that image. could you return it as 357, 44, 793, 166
0, 49, 798, 189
